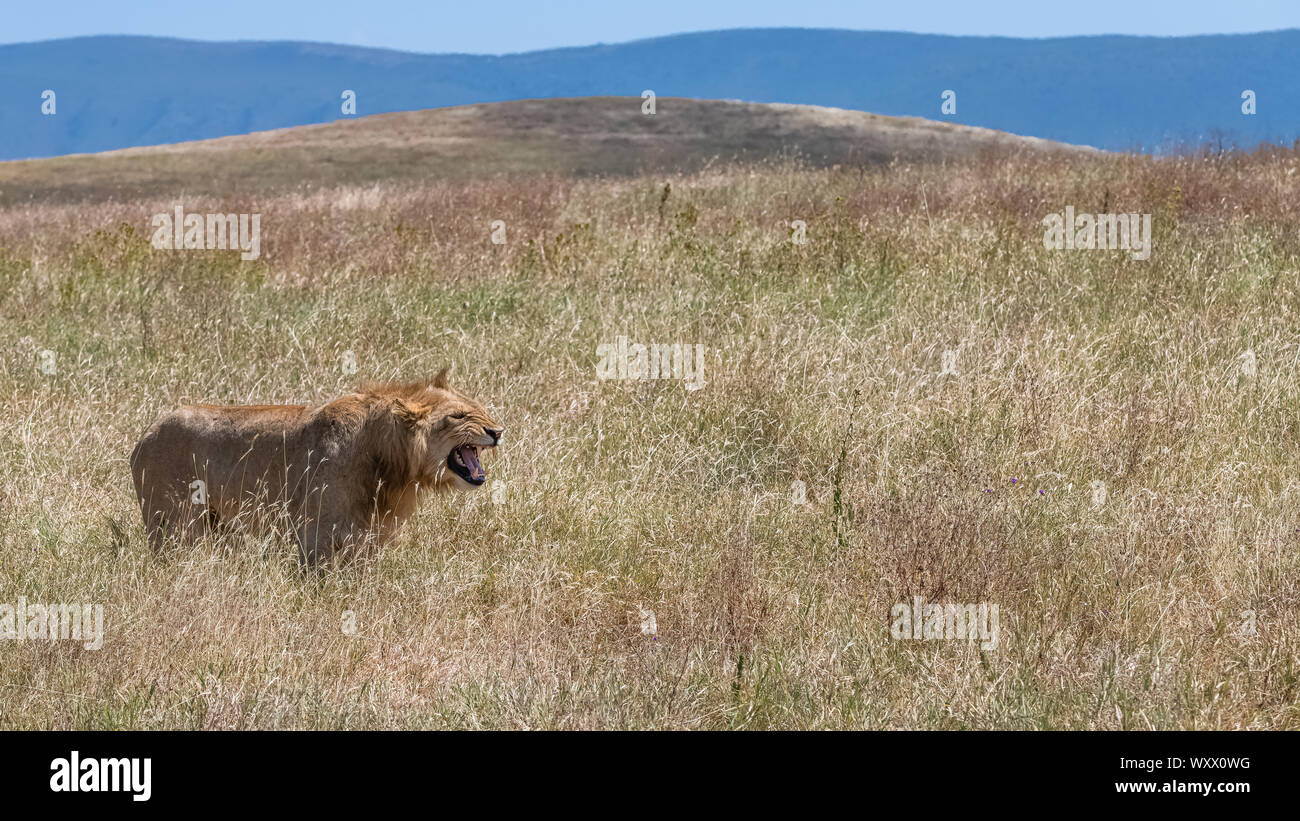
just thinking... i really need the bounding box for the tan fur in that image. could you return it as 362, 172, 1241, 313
129, 369, 502, 566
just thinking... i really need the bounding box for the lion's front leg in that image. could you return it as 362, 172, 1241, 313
294, 514, 353, 566
293, 485, 370, 567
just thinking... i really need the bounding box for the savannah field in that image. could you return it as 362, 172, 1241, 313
1, 100, 1299, 729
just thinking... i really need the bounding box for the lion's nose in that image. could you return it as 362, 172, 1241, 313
486, 427, 502, 445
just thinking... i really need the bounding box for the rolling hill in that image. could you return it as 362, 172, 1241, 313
0, 96, 1091, 205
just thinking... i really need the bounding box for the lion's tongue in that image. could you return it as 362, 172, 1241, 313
459, 446, 483, 479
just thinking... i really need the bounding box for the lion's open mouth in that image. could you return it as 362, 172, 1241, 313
448, 445, 487, 485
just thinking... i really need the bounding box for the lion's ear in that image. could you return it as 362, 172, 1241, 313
390, 397, 428, 424
431, 367, 451, 390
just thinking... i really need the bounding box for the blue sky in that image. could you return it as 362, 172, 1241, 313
3, 1, 1298, 53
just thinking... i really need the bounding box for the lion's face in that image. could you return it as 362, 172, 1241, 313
416, 386, 503, 490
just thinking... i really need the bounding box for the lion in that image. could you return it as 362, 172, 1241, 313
129, 369, 502, 566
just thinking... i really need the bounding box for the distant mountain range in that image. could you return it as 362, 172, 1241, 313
2, 28, 1298, 161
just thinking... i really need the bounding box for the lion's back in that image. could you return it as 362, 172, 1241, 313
131, 403, 314, 500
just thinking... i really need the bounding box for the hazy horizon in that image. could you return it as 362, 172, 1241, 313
5, 0, 1297, 53
7, 25, 1300, 55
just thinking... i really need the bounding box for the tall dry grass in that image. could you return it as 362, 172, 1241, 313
1, 146, 1299, 728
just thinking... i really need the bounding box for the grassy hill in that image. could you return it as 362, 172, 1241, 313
0, 96, 1090, 205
